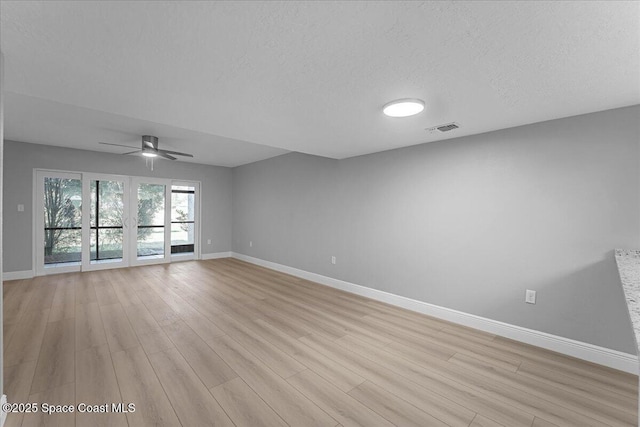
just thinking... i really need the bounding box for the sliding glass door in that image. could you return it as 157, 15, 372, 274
35, 170, 198, 274
81, 174, 130, 271
36, 171, 83, 275
171, 182, 199, 261
130, 177, 171, 266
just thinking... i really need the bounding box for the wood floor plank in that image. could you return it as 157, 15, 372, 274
111, 346, 181, 427
148, 347, 235, 427
110, 280, 143, 306
351, 335, 609, 427
100, 303, 140, 353
516, 360, 637, 410
334, 334, 534, 427
22, 381, 75, 427
140, 298, 182, 326
348, 380, 449, 427
494, 335, 636, 388
519, 358, 637, 399
3, 280, 35, 324
246, 297, 346, 340
202, 310, 307, 379
76, 302, 107, 351
76, 344, 127, 427
3, 360, 38, 427
4, 308, 50, 367
299, 333, 476, 427
443, 325, 496, 343
94, 282, 120, 306
76, 281, 98, 305
4, 261, 636, 427
3, 321, 20, 358
25, 282, 57, 312
370, 312, 521, 372
211, 334, 338, 427
287, 369, 395, 427
254, 318, 366, 392
122, 302, 163, 336
211, 377, 288, 427
137, 330, 175, 355
470, 414, 506, 427
362, 312, 443, 340
49, 282, 76, 322
533, 417, 560, 427
162, 320, 238, 388
145, 283, 205, 319
181, 312, 226, 342
30, 317, 76, 394
449, 352, 636, 425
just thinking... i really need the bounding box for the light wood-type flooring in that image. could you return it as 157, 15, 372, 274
3, 258, 638, 427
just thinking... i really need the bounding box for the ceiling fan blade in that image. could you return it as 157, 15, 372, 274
122, 150, 142, 155
156, 152, 177, 160
160, 149, 194, 157
99, 142, 139, 149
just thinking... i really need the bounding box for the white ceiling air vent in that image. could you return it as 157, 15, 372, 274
426, 122, 460, 133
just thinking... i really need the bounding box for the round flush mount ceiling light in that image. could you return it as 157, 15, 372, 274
383, 98, 425, 118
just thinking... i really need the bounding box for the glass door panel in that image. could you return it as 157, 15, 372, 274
36, 171, 83, 275
171, 182, 199, 260
82, 175, 129, 271
131, 178, 171, 265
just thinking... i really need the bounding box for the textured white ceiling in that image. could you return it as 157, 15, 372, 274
1, 1, 639, 166
3, 93, 288, 167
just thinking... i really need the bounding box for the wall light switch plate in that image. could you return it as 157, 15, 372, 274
331, 256, 336, 265
250, 241, 253, 247
17, 204, 24, 212
207, 239, 211, 245
525, 289, 537, 304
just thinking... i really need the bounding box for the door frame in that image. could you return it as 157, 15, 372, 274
129, 176, 172, 267
170, 180, 201, 262
33, 169, 202, 276
34, 169, 83, 276
81, 173, 131, 272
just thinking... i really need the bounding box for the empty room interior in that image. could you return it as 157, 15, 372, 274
0, 1, 639, 426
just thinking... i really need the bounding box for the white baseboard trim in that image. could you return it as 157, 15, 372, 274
1, 254, 232, 279
201, 252, 232, 260
232, 252, 639, 374
1, 394, 7, 427
2, 270, 34, 280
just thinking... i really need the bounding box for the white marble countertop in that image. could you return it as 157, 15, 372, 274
615, 249, 640, 355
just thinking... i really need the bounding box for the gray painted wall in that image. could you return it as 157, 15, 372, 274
232, 106, 640, 354
1, 51, 6, 395
3, 141, 233, 272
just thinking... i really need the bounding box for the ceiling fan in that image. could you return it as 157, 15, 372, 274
99, 135, 194, 160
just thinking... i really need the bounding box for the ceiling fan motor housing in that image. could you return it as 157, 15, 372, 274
142, 135, 159, 151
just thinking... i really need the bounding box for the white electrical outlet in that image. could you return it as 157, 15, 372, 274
525, 289, 537, 304
249, 241, 253, 247
207, 239, 211, 245
331, 256, 336, 265
17, 204, 24, 212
